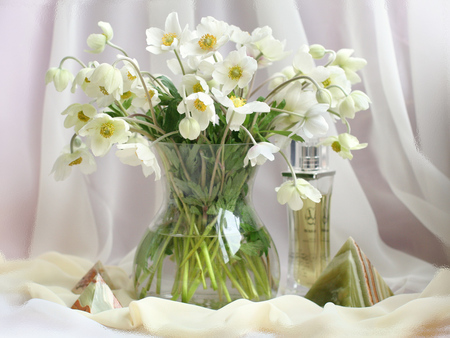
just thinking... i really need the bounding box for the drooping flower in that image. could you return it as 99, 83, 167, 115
51, 144, 96, 181
337, 90, 371, 120
212, 47, 257, 95
179, 116, 201, 140
78, 113, 131, 157
45, 67, 74, 92
244, 142, 280, 167
178, 92, 216, 130
86, 21, 114, 54
331, 48, 367, 84
71, 61, 98, 93
61, 103, 97, 133
83, 63, 123, 107
275, 179, 321, 211
320, 133, 367, 160
212, 88, 270, 131
146, 12, 189, 54
120, 58, 140, 93
180, 16, 230, 58
116, 139, 161, 179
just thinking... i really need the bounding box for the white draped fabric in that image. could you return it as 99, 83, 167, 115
1, 0, 449, 336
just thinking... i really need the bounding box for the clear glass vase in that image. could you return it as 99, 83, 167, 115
133, 143, 280, 309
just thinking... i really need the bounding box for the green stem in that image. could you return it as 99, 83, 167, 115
106, 40, 129, 57
59, 56, 87, 69
174, 50, 186, 76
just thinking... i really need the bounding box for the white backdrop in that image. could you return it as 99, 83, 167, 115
1, 0, 449, 297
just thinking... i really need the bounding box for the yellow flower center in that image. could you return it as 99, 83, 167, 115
99, 86, 109, 96
77, 111, 90, 122
121, 91, 132, 100
148, 89, 155, 98
69, 157, 83, 166
162, 33, 177, 46
84, 77, 90, 83
322, 78, 331, 87
194, 98, 207, 112
127, 71, 136, 81
198, 34, 217, 51
193, 82, 204, 93
230, 96, 246, 108
331, 141, 341, 153
100, 122, 115, 138
228, 65, 243, 80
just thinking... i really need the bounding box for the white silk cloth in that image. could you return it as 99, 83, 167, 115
1, 252, 449, 337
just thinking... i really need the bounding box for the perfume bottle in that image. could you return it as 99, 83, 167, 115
284, 139, 335, 296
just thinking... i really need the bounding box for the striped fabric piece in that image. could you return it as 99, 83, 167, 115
305, 237, 394, 307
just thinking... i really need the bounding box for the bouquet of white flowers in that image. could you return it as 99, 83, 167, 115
46, 12, 370, 308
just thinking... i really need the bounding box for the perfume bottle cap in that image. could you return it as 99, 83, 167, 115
290, 139, 329, 171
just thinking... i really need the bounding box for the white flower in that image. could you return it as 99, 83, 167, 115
71, 62, 98, 93
322, 66, 351, 102
275, 179, 321, 211
78, 113, 131, 157
130, 81, 161, 112
179, 116, 201, 140
179, 74, 209, 95
243, 26, 290, 68
212, 47, 257, 94
212, 88, 270, 131
83, 63, 123, 107
51, 144, 96, 181
86, 21, 114, 54
320, 133, 367, 160
331, 49, 367, 84
45, 67, 74, 92
244, 142, 280, 167
178, 92, 215, 130
116, 141, 161, 179
146, 12, 188, 54
292, 45, 329, 84
61, 103, 97, 133
120, 58, 140, 93
338, 90, 371, 120
180, 16, 230, 58
278, 83, 329, 138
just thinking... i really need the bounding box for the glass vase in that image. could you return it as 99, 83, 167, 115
133, 142, 280, 309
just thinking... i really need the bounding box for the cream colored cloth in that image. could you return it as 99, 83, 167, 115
1, 252, 449, 337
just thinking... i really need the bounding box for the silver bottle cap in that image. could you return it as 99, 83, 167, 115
290, 139, 329, 171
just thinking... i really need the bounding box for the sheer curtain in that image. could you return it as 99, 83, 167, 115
1, 0, 449, 295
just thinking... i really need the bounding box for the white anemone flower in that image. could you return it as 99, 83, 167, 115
130, 81, 161, 112
331, 48, 367, 84
178, 92, 215, 130
179, 74, 209, 95
146, 12, 189, 54
338, 90, 371, 120
212, 88, 270, 131
294, 103, 330, 139
61, 103, 97, 133
45, 67, 74, 92
212, 47, 257, 95
179, 116, 201, 140
275, 179, 321, 211
180, 16, 230, 58
51, 144, 97, 181
293, 45, 329, 85
71, 61, 98, 93
78, 113, 131, 157
320, 133, 367, 160
86, 21, 114, 54
116, 141, 161, 179
120, 58, 140, 93
244, 142, 280, 167
83, 63, 123, 107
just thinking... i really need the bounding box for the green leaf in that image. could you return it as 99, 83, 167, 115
157, 75, 181, 99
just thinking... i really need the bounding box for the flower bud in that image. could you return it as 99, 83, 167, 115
309, 44, 326, 59
179, 117, 201, 140
316, 88, 332, 105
